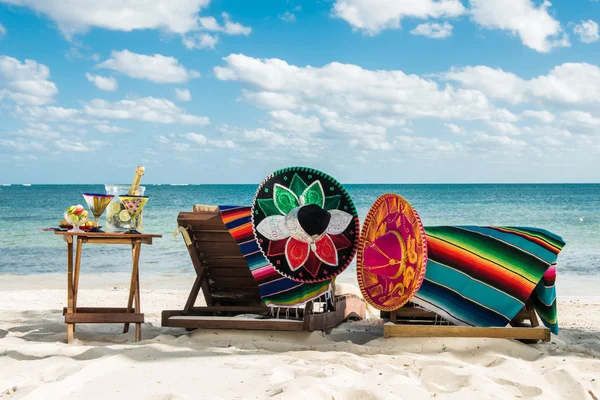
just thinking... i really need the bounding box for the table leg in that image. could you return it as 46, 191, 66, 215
135, 261, 141, 341
124, 240, 141, 335
72, 237, 83, 333
66, 236, 74, 343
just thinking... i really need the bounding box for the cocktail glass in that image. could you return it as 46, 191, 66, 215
118, 195, 149, 234
83, 193, 114, 232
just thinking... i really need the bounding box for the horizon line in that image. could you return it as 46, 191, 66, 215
3, 182, 599, 186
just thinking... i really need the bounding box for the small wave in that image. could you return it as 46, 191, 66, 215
22, 184, 32, 186
1, 184, 10, 187
170, 184, 189, 186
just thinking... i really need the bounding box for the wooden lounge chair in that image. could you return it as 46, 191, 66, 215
161, 206, 366, 332
380, 301, 550, 342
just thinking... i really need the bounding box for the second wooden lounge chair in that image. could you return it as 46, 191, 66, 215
161, 206, 366, 332
381, 301, 550, 342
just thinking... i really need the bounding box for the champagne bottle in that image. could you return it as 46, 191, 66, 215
127, 166, 145, 196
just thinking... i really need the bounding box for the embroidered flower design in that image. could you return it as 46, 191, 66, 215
255, 174, 354, 279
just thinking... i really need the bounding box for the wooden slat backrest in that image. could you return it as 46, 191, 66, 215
177, 210, 262, 306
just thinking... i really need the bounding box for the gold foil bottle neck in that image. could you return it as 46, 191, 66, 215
127, 165, 145, 196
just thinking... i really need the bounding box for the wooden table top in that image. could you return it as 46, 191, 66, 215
54, 231, 162, 239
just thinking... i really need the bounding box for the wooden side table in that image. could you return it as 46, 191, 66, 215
55, 231, 162, 343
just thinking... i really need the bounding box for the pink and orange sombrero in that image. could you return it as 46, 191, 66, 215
357, 194, 428, 311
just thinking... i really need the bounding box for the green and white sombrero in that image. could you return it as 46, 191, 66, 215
251, 167, 360, 283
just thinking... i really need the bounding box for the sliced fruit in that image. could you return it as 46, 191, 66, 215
66, 205, 76, 214
119, 210, 131, 222
109, 202, 122, 214
74, 204, 85, 216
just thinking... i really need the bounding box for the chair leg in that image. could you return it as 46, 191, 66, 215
526, 299, 540, 327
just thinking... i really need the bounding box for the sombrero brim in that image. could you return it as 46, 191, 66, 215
357, 193, 428, 311
252, 167, 359, 283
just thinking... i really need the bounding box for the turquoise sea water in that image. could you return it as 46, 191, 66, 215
0, 184, 598, 286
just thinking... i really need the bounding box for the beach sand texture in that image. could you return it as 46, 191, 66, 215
0, 283, 599, 400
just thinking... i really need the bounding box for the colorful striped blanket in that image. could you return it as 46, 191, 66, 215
219, 206, 332, 308
414, 226, 565, 334
218, 205, 566, 331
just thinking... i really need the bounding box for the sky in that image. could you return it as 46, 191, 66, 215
0, 0, 599, 184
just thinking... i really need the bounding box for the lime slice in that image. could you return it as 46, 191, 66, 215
109, 202, 122, 214
119, 210, 131, 222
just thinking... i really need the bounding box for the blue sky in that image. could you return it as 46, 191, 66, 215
0, 0, 599, 184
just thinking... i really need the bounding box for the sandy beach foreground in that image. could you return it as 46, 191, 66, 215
0, 281, 599, 400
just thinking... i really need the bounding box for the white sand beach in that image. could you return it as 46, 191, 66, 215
1, 277, 599, 400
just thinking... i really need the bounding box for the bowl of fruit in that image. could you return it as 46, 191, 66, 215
62, 204, 90, 232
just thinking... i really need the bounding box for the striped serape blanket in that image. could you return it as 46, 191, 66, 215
414, 226, 566, 334
219, 206, 332, 308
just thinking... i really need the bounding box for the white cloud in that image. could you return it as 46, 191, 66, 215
97, 50, 200, 83
182, 33, 219, 49
0, 138, 46, 151
467, 131, 527, 149
444, 66, 525, 103
446, 63, 600, 106
469, 0, 570, 53
392, 135, 463, 154
56, 139, 89, 152
181, 12, 250, 50
172, 142, 190, 152
268, 110, 322, 134
350, 135, 462, 156
280, 6, 302, 23
85, 73, 117, 91
411, 22, 453, 39
210, 139, 235, 148
198, 12, 251, 35
561, 111, 600, 128
13, 154, 38, 161
522, 110, 555, 123
528, 63, 600, 104
58, 124, 86, 133
84, 97, 209, 125
0, 0, 210, 37
350, 137, 392, 151
573, 20, 599, 43
215, 54, 515, 122
0, 24, 6, 37
16, 97, 209, 126
486, 121, 521, 135
14, 105, 98, 124
331, 0, 465, 35
0, 55, 58, 105
185, 132, 208, 144
242, 128, 311, 151
94, 124, 130, 133
280, 11, 296, 23
174, 88, 192, 102
242, 91, 299, 110
14, 123, 60, 140
444, 123, 465, 135
183, 132, 236, 148
323, 118, 387, 137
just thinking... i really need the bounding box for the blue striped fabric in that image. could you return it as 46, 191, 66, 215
412, 226, 565, 334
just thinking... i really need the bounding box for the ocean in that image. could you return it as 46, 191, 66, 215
1, 184, 598, 289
